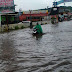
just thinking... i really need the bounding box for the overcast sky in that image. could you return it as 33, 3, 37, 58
14, 0, 72, 11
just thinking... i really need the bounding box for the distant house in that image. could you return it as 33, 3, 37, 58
1, 12, 19, 25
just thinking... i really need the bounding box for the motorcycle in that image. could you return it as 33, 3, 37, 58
58, 17, 64, 22
32, 27, 43, 36
32, 28, 38, 36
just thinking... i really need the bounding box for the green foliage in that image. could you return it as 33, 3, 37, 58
51, 17, 56, 20
15, 26, 19, 30
21, 25, 25, 29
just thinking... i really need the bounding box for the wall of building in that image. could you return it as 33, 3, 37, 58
24, 10, 48, 14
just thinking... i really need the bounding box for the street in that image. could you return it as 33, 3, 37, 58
0, 21, 72, 72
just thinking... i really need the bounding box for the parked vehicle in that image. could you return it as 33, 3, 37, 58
58, 14, 64, 22
22, 21, 31, 23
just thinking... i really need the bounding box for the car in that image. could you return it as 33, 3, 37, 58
22, 21, 31, 23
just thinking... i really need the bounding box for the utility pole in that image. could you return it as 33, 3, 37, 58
0, 14, 1, 27
64, 2, 65, 12
47, 6, 49, 20
5, 0, 9, 31
29, 10, 33, 29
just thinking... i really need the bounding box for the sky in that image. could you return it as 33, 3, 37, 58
14, 0, 72, 11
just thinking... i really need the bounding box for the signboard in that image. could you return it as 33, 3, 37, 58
57, 0, 64, 5
0, 0, 15, 13
53, 2, 57, 6
49, 7, 59, 15
57, 0, 72, 5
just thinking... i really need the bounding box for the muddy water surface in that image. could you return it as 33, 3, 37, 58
0, 21, 72, 72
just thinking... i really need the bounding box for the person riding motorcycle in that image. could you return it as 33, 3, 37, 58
34, 22, 43, 34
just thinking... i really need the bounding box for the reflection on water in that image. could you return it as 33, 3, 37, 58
33, 34, 42, 40
0, 34, 19, 72
0, 21, 72, 72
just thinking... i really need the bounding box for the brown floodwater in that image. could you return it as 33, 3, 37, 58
0, 21, 72, 72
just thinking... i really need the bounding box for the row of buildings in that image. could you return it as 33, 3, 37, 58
1, 10, 48, 25
1, 6, 72, 25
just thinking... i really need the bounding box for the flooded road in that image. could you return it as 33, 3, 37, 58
0, 21, 72, 72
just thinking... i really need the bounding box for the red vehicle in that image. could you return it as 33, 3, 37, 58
19, 13, 48, 22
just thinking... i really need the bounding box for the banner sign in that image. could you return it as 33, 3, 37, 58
49, 7, 59, 15
0, 0, 15, 13
64, 0, 72, 2
57, 0, 72, 5
57, 0, 64, 5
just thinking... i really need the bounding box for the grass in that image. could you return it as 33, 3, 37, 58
15, 26, 19, 30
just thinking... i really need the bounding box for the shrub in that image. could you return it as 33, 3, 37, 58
21, 25, 24, 29
45, 22, 47, 24
15, 26, 19, 30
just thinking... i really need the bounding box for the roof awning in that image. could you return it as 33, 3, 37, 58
2, 14, 18, 15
